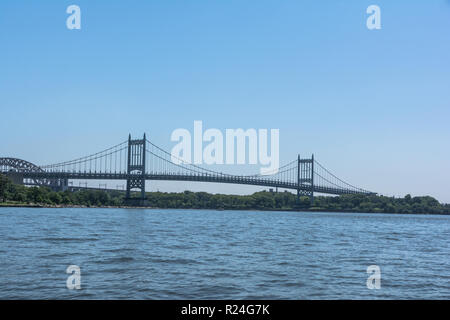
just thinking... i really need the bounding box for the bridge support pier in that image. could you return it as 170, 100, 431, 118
6, 171, 24, 185
48, 178, 69, 192
58, 178, 68, 192
296, 154, 314, 207
125, 134, 148, 206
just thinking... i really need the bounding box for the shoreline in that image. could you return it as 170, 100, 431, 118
1, 202, 448, 216
2, 176, 448, 215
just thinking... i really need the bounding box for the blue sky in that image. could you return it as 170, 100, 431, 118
1, 1, 450, 202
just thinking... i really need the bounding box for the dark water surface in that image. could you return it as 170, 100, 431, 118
0, 207, 449, 299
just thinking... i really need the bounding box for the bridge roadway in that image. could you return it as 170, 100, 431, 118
20, 171, 373, 196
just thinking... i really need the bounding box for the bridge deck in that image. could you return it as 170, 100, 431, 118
18, 171, 373, 196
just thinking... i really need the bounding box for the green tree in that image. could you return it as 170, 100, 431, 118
0, 174, 10, 202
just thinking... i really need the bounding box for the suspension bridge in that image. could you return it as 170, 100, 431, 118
0, 134, 375, 205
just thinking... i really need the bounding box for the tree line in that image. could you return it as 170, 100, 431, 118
1, 174, 449, 214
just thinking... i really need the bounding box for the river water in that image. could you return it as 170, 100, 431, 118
0, 207, 448, 299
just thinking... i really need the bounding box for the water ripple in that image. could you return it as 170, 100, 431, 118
0, 208, 449, 299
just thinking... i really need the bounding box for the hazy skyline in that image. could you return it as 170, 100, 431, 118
1, 1, 449, 202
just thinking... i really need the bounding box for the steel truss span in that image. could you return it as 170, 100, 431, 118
0, 134, 375, 205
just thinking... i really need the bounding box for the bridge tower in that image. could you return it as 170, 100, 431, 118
125, 133, 147, 206
297, 154, 314, 206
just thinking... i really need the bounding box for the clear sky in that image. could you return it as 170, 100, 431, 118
1, 1, 449, 202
